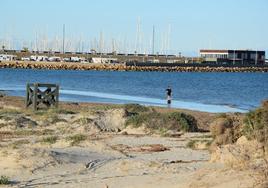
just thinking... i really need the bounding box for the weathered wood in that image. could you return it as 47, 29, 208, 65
26, 83, 59, 110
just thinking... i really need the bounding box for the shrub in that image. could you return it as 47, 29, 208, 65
168, 112, 198, 132
187, 140, 197, 149
42, 136, 58, 144
126, 111, 198, 133
210, 117, 233, 137
67, 134, 87, 146
243, 101, 268, 144
0, 175, 10, 185
124, 104, 150, 116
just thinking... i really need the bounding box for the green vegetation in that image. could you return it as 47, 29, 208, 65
73, 117, 93, 125
14, 129, 54, 136
0, 175, 10, 185
186, 140, 197, 149
31, 108, 65, 124
243, 101, 268, 145
124, 104, 150, 115
0, 108, 22, 121
125, 105, 198, 133
42, 136, 58, 144
11, 139, 30, 149
90, 104, 121, 112
54, 108, 76, 115
66, 134, 87, 146
210, 100, 268, 148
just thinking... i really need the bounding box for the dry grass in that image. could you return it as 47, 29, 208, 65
42, 136, 58, 144
66, 134, 87, 146
243, 101, 268, 146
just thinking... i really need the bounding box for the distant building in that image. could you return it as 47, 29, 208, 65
200, 49, 265, 65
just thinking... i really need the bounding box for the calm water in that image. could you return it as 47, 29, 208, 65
0, 68, 268, 113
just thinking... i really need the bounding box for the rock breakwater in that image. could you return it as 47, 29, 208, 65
0, 61, 268, 72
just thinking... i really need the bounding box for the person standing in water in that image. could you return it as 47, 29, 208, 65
166, 86, 172, 106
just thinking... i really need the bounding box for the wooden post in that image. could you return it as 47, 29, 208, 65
26, 83, 30, 108
33, 83, 38, 111
55, 85, 59, 108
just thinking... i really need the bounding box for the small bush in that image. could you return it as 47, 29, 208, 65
243, 101, 268, 144
124, 104, 150, 116
0, 175, 10, 185
210, 117, 233, 137
168, 112, 198, 132
126, 111, 197, 133
67, 134, 87, 146
187, 140, 197, 149
42, 136, 58, 144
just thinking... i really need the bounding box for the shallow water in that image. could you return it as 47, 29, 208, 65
0, 68, 267, 113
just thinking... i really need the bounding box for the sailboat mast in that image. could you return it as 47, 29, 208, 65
62, 24, 65, 54
152, 25, 155, 55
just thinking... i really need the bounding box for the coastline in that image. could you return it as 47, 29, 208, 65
1, 60, 268, 72
1, 88, 248, 113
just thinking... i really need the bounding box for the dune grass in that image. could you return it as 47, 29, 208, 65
66, 134, 87, 146
42, 136, 58, 144
125, 105, 198, 133
0, 175, 10, 185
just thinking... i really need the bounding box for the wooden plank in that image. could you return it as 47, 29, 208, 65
37, 83, 57, 88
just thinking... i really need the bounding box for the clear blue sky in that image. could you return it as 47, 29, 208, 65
1, 0, 267, 56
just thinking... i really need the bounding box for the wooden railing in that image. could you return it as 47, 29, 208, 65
26, 83, 59, 110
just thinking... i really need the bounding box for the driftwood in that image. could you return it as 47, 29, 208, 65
26, 83, 59, 110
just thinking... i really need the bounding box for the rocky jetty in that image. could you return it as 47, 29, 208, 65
0, 61, 268, 72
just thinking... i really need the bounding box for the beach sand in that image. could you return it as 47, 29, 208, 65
0, 96, 260, 187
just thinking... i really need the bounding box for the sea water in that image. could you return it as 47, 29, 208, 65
0, 68, 267, 113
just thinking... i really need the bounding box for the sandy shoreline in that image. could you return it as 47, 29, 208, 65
0, 95, 265, 187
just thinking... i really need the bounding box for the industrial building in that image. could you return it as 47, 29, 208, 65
200, 49, 266, 65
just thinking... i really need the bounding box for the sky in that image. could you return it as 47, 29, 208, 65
0, 0, 267, 56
